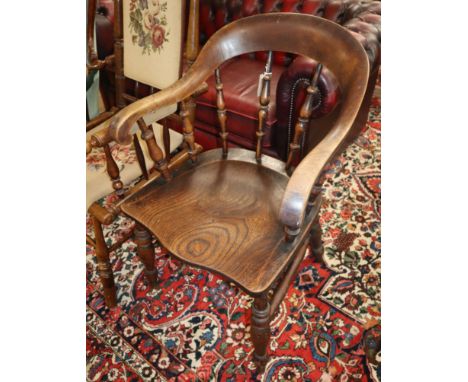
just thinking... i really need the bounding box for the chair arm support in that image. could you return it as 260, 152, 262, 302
279, 145, 330, 231
279, 101, 365, 230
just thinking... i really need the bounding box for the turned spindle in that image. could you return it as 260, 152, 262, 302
137, 119, 172, 181
285, 63, 323, 172
180, 100, 198, 162
134, 224, 158, 288
134, 81, 140, 98
162, 119, 171, 161
184, 0, 200, 123
215, 68, 229, 158
310, 220, 325, 264
103, 143, 124, 195
256, 51, 273, 162
284, 225, 301, 243
92, 216, 117, 307
114, 0, 125, 109
133, 134, 149, 180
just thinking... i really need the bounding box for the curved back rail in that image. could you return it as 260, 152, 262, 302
107, 13, 369, 232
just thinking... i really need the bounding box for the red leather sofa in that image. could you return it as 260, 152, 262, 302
193, 0, 381, 160
94, 0, 381, 160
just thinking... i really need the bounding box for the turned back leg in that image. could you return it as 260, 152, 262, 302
251, 294, 271, 373
134, 224, 158, 288
310, 219, 325, 264
92, 216, 117, 307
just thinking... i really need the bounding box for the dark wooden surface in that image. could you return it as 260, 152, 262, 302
122, 148, 315, 294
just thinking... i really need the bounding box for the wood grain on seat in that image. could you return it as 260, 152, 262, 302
121, 149, 310, 294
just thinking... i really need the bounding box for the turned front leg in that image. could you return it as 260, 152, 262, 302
251, 294, 271, 373
134, 224, 158, 288
310, 220, 324, 264
92, 216, 117, 307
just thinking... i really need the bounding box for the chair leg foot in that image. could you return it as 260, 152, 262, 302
310, 220, 325, 264
96, 262, 118, 307
134, 224, 158, 288
251, 295, 271, 373
92, 217, 117, 307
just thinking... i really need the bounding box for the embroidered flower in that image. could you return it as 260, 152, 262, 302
151, 25, 165, 49
129, 1, 169, 54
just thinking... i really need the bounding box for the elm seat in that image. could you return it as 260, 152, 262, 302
121, 149, 313, 294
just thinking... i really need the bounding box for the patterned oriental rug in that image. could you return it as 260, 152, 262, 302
86, 83, 381, 382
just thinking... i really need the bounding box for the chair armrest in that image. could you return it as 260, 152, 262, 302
108, 74, 208, 145
86, 106, 118, 132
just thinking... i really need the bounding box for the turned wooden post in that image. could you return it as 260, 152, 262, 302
162, 119, 171, 161
134, 81, 140, 98
251, 294, 271, 373
87, 0, 98, 65
103, 143, 124, 195
285, 63, 322, 172
137, 118, 172, 181
92, 216, 117, 307
180, 100, 198, 162
256, 51, 273, 162
284, 225, 301, 243
215, 68, 228, 158
133, 134, 149, 180
184, 0, 200, 124
114, 0, 125, 108
134, 224, 158, 288
310, 219, 325, 264
185, 0, 200, 66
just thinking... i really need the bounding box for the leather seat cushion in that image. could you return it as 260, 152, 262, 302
195, 57, 285, 147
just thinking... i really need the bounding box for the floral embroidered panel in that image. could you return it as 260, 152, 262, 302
123, 0, 183, 89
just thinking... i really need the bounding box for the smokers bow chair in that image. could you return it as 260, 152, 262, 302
98, 13, 369, 372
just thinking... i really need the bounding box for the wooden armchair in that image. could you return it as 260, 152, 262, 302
97, 12, 369, 372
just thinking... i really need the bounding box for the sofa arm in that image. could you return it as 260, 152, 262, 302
274, 55, 341, 159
